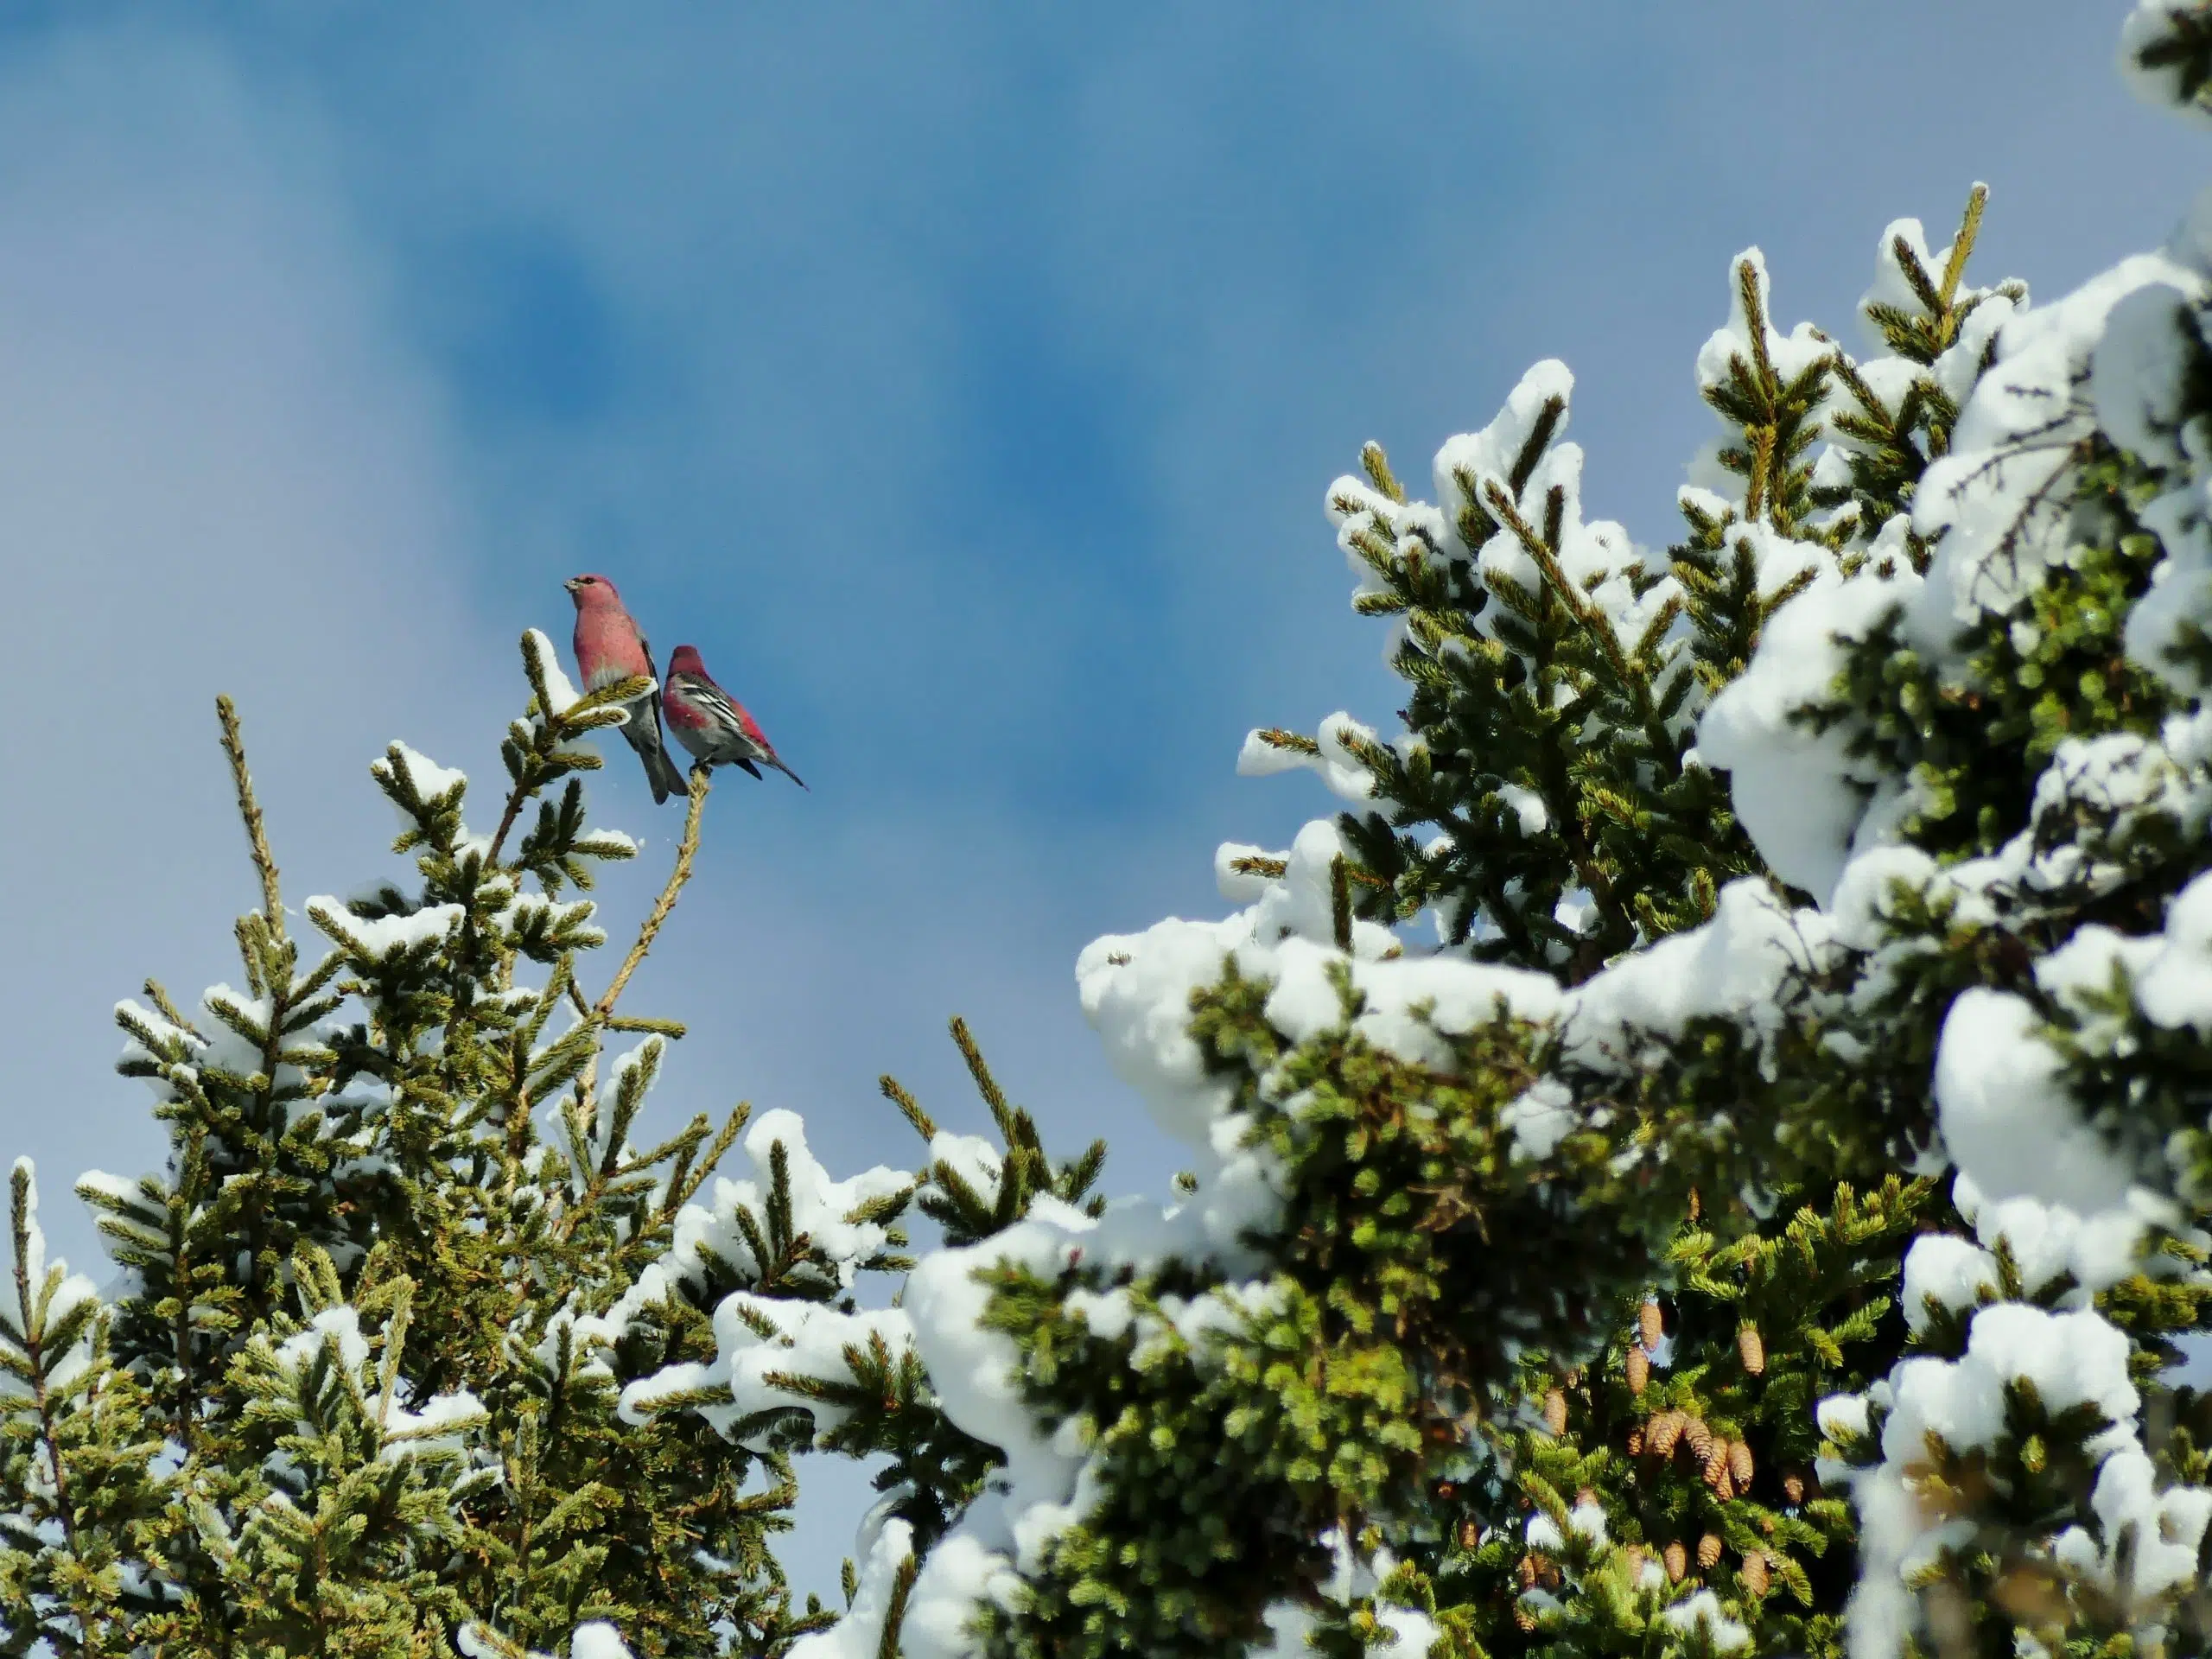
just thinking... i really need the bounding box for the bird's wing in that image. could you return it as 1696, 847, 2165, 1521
640, 637, 671, 734
682, 677, 770, 756
731, 701, 775, 749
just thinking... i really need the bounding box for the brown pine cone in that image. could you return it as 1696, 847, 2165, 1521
1518, 1554, 1538, 1588
1664, 1541, 1688, 1582
1640, 1299, 1664, 1350
1729, 1439, 1755, 1487
1626, 1346, 1651, 1395
1782, 1471, 1808, 1505
1684, 1418, 1714, 1460
1626, 1425, 1645, 1456
1738, 1321, 1765, 1376
1515, 1605, 1539, 1632
1703, 1444, 1729, 1489
1648, 1410, 1686, 1457
1697, 1533, 1722, 1570
1542, 1388, 1568, 1437
1742, 1552, 1770, 1598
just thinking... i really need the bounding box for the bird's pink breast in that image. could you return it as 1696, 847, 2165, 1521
574, 608, 652, 688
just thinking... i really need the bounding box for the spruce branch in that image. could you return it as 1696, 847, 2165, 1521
1253, 728, 1322, 758
1936, 183, 1990, 318
949, 1017, 1014, 1140
877, 1549, 919, 1659
141, 976, 196, 1037
1330, 855, 1354, 950
6, 1166, 81, 1560
1361, 441, 1407, 504
880, 1076, 937, 1141
216, 694, 284, 938
488, 632, 650, 868
659, 1103, 750, 1224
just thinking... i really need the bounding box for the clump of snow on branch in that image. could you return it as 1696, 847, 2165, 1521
0, 1160, 101, 1404
1932, 988, 2136, 1212
1082, 817, 1556, 1156
255, 1303, 486, 1467
1706, 189, 2212, 913
2054, 1446, 2212, 1603
1699, 550, 1914, 905
1252, 1533, 1444, 1657
1921, 245, 2202, 637
1661, 1590, 1751, 1655
308, 897, 467, 964
618, 1109, 919, 1441
522, 627, 581, 717
378, 741, 467, 804
891, 1198, 1298, 1653
1446, 361, 1688, 675
1823, 1303, 2210, 1659
788, 1521, 917, 1659
459, 1622, 638, 1659
568, 1624, 636, 1659
620, 1293, 912, 1447
1553, 877, 1834, 1072
658, 1109, 910, 1295
2120, 1, 2212, 126
1236, 713, 1381, 803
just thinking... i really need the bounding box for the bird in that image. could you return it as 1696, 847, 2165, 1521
564, 574, 689, 804
662, 645, 807, 789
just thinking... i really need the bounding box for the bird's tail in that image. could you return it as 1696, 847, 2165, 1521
649, 742, 690, 804
771, 756, 809, 791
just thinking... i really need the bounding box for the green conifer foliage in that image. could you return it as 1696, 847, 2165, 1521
16, 8, 2212, 1658
2, 639, 918, 1656
750, 8, 2212, 1656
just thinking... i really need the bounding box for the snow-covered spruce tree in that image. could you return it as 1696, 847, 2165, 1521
686, 5, 2212, 1657
18, 5, 2212, 1657
0, 645, 980, 1657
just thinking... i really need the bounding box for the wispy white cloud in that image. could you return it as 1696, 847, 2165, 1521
0, 22, 493, 1268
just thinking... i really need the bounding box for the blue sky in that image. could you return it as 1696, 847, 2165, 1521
0, 0, 2202, 1599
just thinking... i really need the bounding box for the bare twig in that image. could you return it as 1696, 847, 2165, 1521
596, 770, 709, 1020
485, 778, 536, 868
560, 768, 710, 1128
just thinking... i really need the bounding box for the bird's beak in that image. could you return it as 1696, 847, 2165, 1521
563, 577, 583, 594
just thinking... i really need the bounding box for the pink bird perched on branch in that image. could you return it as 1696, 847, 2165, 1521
663, 645, 807, 788
565, 573, 689, 804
